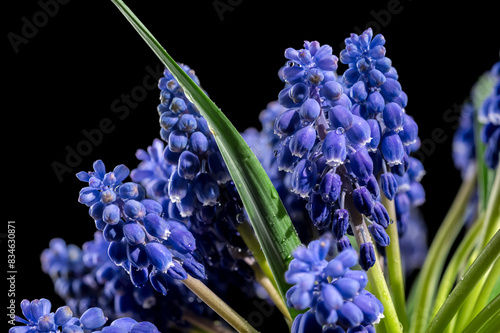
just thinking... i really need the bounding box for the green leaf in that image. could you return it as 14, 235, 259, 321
461, 293, 500, 333
425, 229, 500, 333
408, 174, 476, 333
487, 267, 500, 303
109, 0, 301, 317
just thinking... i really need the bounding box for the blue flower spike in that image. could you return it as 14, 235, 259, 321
286, 236, 384, 332
9, 299, 162, 333
77, 160, 205, 291
269, 29, 425, 277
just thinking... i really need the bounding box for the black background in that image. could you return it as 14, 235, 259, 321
5, 0, 499, 331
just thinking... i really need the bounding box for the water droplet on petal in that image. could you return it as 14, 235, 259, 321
336, 127, 345, 135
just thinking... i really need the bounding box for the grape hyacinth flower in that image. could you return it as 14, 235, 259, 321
41, 232, 210, 330
273, 29, 425, 269
452, 102, 477, 179
9, 298, 161, 333
132, 66, 259, 282
285, 235, 384, 332
77, 160, 205, 291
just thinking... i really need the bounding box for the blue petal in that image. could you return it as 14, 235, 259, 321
166, 220, 197, 253
368, 223, 390, 247
93, 160, 106, 179
182, 258, 206, 280
346, 115, 371, 146
337, 302, 364, 328
383, 102, 405, 133
274, 110, 301, 136
322, 131, 347, 167
110, 317, 138, 331
315, 301, 339, 325
178, 151, 200, 180
177, 114, 198, 133
319, 172, 342, 203
54, 306, 73, 326
79, 307, 107, 330
332, 209, 350, 240
344, 269, 368, 290
208, 152, 231, 184
123, 200, 147, 220
130, 322, 161, 333
145, 242, 173, 272
353, 187, 374, 216
189, 131, 209, 154
123, 222, 146, 245
359, 243, 376, 270
299, 99, 321, 122
129, 267, 149, 287
140, 199, 163, 215
381, 131, 405, 166
149, 270, 169, 295
336, 249, 358, 269
349, 148, 373, 182
102, 204, 121, 225
193, 173, 220, 206
322, 283, 343, 310
291, 159, 317, 198
143, 214, 170, 239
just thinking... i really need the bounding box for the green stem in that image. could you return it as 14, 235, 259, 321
431, 214, 484, 318
182, 275, 259, 333
461, 293, 500, 333
346, 197, 402, 333
408, 173, 476, 333
381, 196, 407, 331
425, 229, 500, 333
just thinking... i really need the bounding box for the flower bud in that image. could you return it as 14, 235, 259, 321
145, 242, 173, 272
290, 159, 317, 198
322, 131, 347, 166
359, 243, 376, 270
289, 126, 317, 157
274, 110, 302, 137
353, 187, 374, 216
368, 223, 390, 246
328, 105, 354, 130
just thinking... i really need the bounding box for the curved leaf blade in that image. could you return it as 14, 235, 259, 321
109, 0, 301, 316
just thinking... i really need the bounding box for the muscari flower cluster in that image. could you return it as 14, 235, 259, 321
77, 160, 206, 293
9, 298, 161, 333
273, 28, 425, 269
452, 102, 477, 179
132, 65, 257, 284
285, 235, 383, 333
242, 102, 314, 243
41, 232, 211, 331
478, 61, 500, 169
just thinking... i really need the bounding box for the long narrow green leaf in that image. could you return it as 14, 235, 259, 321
408, 174, 476, 333
462, 293, 500, 333
431, 214, 484, 318
109, 0, 301, 316
426, 229, 500, 333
